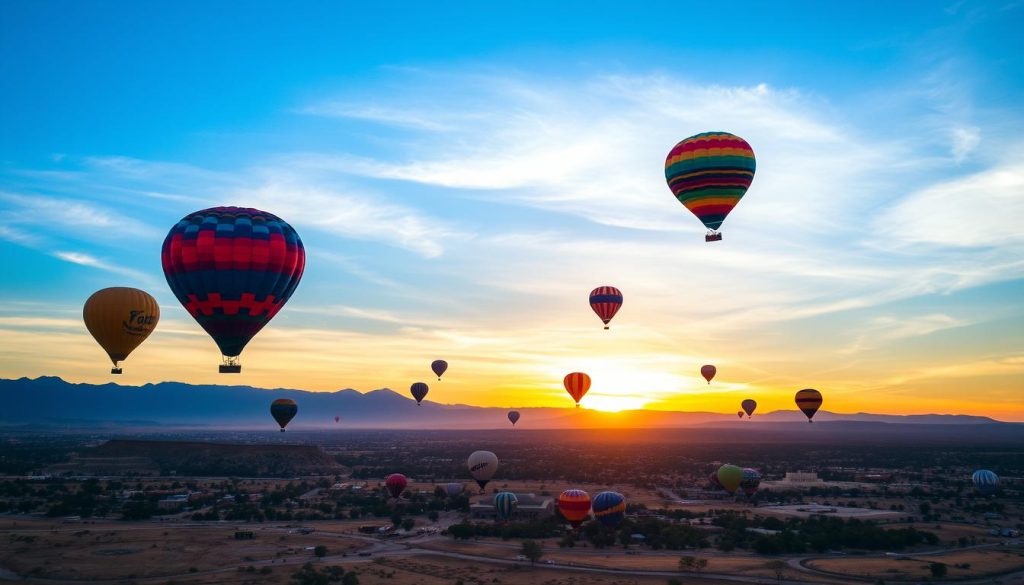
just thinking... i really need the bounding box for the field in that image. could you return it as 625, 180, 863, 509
807, 547, 1024, 581
0, 518, 367, 581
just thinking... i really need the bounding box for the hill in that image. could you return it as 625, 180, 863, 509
0, 376, 1009, 430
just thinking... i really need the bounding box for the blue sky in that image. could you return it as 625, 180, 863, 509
2, 1, 1022, 417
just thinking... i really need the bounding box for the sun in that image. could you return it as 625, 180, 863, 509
582, 394, 651, 413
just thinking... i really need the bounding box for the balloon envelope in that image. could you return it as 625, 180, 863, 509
431, 359, 448, 380
468, 450, 498, 490
563, 372, 591, 407
741, 399, 757, 418
737, 411, 744, 419
385, 473, 408, 499
494, 491, 518, 521
83, 287, 160, 371
972, 470, 999, 495
717, 464, 743, 494
334, 415, 340, 423
795, 389, 823, 422
270, 398, 297, 431
700, 365, 716, 383
665, 132, 756, 237
589, 286, 623, 329
507, 411, 520, 426
558, 489, 591, 527
592, 491, 626, 528
740, 468, 762, 497
410, 382, 429, 405
445, 482, 464, 497
161, 207, 305, 368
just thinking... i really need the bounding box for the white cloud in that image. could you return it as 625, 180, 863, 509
951, 125, 981, 162
875, 162, 1024, 247
53, 250, 155, 284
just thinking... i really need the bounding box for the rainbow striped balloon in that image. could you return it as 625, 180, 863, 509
665, 132, 756, 239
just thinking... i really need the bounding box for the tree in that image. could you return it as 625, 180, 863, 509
521, 539, 543, 563
695, 558, 708, 573
401, 518, 415, 532
929, 563, 947, 579
314, 545, 327, 558
679, 556, 696, 571
428, 510, 439, 522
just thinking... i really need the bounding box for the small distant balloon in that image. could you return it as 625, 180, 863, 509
494, 491, 518, 522
468, 450, 498, 491
795, 389, 823, 423
445, 482, 464, 497
716, 464, 743, 494
741, 399, 757, 418
385, 473, 407, 499
740, 468, 762, 497
563, 372, 591, 407
592, 491, 626, 529
701, 365, 716, 384
431, 360, 448, 381
709, 472, 724, 490
410, 382, 429, 405
972, 470, 999, 496
558, 489, 591, 528
334, 415, 340, 423
270, 399, 297, 432
507, 411, 520, 426
589, 286, 623, 330
83, 287, 160, 374
737, 411, 744, 419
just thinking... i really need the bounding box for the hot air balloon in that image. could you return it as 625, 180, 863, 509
737, 411, 744, 419
665, 132, 756, 242
716, 464, 743, 494
709, 472, 724, 490
740, 468, 762, 497
446, 482, 464, 497
563, 372, 591, 407
431, 359, 448, 381
741, 399, 757, 418
83, 287, 160, 374
972, 470, 999, 496
700, 365, 716, 384
468, 450, 498, 491
592, 491, 626, 529
334, 415, 340, 423
385, 473, 408, 500
494, 491, 518, 522
795, 389, 823, 423
161, 207, 305, 373
589, 286, 623, 330
506, 411, 521, 426
558, 489, 591, 528
270, 398, 297, 432
410, 382, 429, 405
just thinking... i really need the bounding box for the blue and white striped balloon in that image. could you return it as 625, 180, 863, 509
972, 469, 999, 495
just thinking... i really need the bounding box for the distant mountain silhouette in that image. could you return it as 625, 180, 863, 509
0, 376, 1006, 430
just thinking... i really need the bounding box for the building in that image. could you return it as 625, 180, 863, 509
157, 494, 190, 510
469, 493, 554, 520
781, 472, 823, 484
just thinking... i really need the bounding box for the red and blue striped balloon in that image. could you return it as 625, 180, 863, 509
161, 207, 304, 369
589, 286, 623, 330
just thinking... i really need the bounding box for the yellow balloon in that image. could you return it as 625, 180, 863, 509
83, 287, 159, 373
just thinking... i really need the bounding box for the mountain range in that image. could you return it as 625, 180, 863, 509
0, 376, 1011, 431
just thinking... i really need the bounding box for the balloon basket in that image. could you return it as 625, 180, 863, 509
220, 364, 241, 373
110, 367, 122, 375
705, 232, 722, 242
